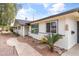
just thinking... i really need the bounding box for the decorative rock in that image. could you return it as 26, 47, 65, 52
36, 44, 47, 49
54, 46, 63, 55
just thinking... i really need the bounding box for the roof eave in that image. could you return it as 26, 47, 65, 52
28, 8, 79, 24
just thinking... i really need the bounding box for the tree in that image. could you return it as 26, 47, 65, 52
0, 3, 21, 30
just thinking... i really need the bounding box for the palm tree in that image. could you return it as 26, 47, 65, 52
46, 33, 62, 52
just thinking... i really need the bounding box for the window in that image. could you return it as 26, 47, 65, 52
31, 24, 39, 34
46, 21, 57, 33
51, 22, 57, 33
46, 23, 50, 32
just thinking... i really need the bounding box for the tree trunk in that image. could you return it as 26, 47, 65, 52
50, 45, 54, 52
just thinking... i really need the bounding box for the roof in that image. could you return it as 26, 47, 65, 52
29, 8, 79, 23
15, 19, 30, 26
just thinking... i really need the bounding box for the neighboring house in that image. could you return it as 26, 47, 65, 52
14, 8, 79, 50
13, 19, 30, 37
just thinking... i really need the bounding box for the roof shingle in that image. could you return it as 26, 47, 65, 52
15, 19, 30, 25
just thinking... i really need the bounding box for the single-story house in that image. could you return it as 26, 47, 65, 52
13, 8, 79, 49
13, 19, 30, 37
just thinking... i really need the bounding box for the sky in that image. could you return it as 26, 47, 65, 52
16, 3, 79, 21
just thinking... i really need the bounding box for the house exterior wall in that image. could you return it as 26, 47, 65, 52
28, 17, 78, 49
55, 18, 77, 49
29, 23, 47, 40
13, 26, 25, 37
28, 18, 70, 49
25, 26, 29, 35
13, 17, 77, 49
18, 26, 29, 37
17, 26, 23, 36
13, 12, 78, 49
65, 18, 77, 49
54, 19, 69, 49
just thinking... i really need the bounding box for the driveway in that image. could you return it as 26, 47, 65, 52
7, 38, 42, 56
62, 44, 79, 56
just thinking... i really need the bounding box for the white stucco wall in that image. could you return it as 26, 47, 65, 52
28, 19, 69, 49
28, 18, 77, 49
13, 17, 77, 49
54, 18, 77, 49
54, 19, 69, 49
65, 18, 77, 49
17, 26, 23, 36
13, 26, 25, 37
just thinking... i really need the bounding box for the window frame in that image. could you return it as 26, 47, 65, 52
31, 23, 39, 34
46, 20, 58, 34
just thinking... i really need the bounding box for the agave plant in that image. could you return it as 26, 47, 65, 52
46, 33, 62, 52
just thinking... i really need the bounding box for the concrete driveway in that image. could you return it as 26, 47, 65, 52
62, 44, 79, 56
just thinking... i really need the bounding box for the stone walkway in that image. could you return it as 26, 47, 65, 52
0, 35, 18, 56
7, 38, 42, 56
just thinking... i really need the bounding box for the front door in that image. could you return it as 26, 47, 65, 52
77, 21, 79, 43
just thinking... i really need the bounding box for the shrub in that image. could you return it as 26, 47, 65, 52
40, 36, 48, 44
46, 34, 63, 52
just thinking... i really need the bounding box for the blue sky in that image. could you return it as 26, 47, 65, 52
16, 3, 79, 21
